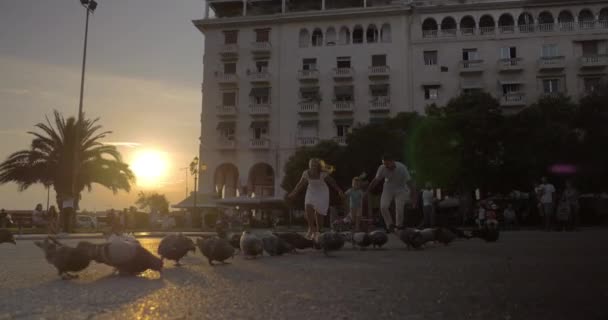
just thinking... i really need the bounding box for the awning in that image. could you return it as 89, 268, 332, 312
370, 83, 389, 91
249, 87, 270, 96
334, 85, 354, 95
461, 82, 483, 89
298, 119, 318, 126
500, 80, 523, 85
369, 117, 388, 125
334, 118, 354, 125
300, 86, 319, 93
216, 121, 235, 130
421, 82, 441, 87
250, 120, 268, 128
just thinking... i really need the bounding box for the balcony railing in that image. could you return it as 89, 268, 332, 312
332, 67, 354, 78
501, 93, 526, 107
249, 104, 271, 115
247, 71, 271, 82
298, 101, 320, 113
249, 138, 270, 149
216, 105, 237, 116
498, 25, 515, 33
251, 41, 271, 53
217, 138, 236, 150
460, 28, 475, 36
298, 69, 319, 81
215, 72, 238, 83
422, 29, 438, 38
579, 20, 595, 30
538, 56, 566, 69
518, 24, 534, 33
537, 23, 555, 32
298, 137, 320, 147
459, 60, 484, 73
220, 43, 238, 55
333, 136, 347, 145
333, 100, 353, 112
479, 26, 495, 35
579, 55, 608, 68
369, 65, 390, 77
559, 22, 575, 31
369, 97, 391, 111
440, 29, 457, 37
600, 20, 608, 28
498, 58, 523, 71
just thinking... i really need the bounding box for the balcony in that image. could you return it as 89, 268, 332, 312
498, 58, 524, 72
333, 136, 347, 146
249, 104, 271, 116
215, 72, 238, 84
250, 41, 271, 54
298, 70, 319, 81
369, 65, 390, 78
332, 67, 354, 79
333, 101, 353, 113
460, 28, 475, 36
217, 138, 236, 150
479, 26, 495, 36
498, 25, 515, 34
538, 56, 565, 70
440, 29, 457, 38
579, 55, 608, 68
297, 137, 320, 147
216, 105, 237, 116
537, 23, 555, 32
248, 71, 271, 83
500, 93, 526, 107
579, 20, 596, 30
219, 43, 238, 56
559, 22, 576, 32
249, 138, 270, 149
422, 29, 438, 38
369, 97, 391, 112
459, 60, 484, 73
298, 101, 319, 113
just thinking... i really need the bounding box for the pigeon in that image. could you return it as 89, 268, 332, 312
0, 229, 16, 245
157, 234, 196, 266
273, 232, 314, 250
35, 237, 91, 279
351, 232, 372, 250
107, 232, 141, 246
240, 231, 263, 259
399, 228, 424, 249
77, 238, 163, 276
314, 231, 345, 256
262, 234, 294, 256
369, 230, 388, 248
435, 227, 457, 245
197, 237, 235, 265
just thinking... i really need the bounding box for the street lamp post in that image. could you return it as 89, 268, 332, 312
189, 157, 200, 214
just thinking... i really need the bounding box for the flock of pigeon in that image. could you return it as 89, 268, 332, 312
0, 225, 499, 280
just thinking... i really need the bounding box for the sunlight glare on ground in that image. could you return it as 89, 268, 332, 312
130, 150, 169, 188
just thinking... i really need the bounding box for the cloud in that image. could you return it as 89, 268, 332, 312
104, 142, 142, 148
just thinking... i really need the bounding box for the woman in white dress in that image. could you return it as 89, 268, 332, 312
288, 158, 344, 239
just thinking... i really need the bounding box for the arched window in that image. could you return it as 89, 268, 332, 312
311, 28, 323, 47
538, 11, 555, 31
441, 17, 457, 36
326, 27, 336, 45
600, 8, 608, 28
298, 29, 310, 48
366, 24, 379, 43
558, 10, 575, 31
353, 25, 364, 44
498, 13, 515, 33
380, 23, 391, 42
338, 26, 351, 45
460, 16, 476, 35
518, 12, 534, 33
579, 9, 595, 29
422, 18, 438, 38
479, 15, 496, 34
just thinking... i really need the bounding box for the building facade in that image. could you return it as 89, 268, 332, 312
193, 0, 608, 199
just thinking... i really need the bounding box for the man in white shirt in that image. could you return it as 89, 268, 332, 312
366, 154, 417, 232
419, 182, 435, 228
539, 177, 556, 231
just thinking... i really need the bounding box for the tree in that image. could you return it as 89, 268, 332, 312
135, 191, 170, 214
0, 111, 134, 209
576, 87, 608, 191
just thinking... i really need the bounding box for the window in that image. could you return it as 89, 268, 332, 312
424, 86, 439, 100
250, 87, 270, 104
312, 29, 323, 47
372, 54, 386, 67
302, 58, 317, 71
500, 47, 517, 59
219, 125, 235, 140
543, 79, 560, 93
424, 51, 438, 65
582, 41, 599, 56
255, 60, 268, 73
254, 29, 270, 42
336, 124, 351, 137
299, 123, 318, 137
584, 77, 601, 93
366, 25, 379, 43
301, 87, 320, 101
541, 44, 559, 58
222, 92, 236, 106
337, 56, 351, 68
463, 88, 481, 95
253, 126, 268, 139
299, 29, 310, 48
462, 48, 479, 61
370, 84, 389, 97
223, 30, 238, 44
353, 25, 364, 44
223, 62, 236, 74
335, 85, 354, 101
502, 84, 521, 95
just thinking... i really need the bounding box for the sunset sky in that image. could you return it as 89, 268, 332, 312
0, 0, 204, 211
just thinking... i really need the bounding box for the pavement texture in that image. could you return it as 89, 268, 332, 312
0, 230, 607, 320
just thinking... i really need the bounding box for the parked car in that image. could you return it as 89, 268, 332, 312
76, 215, 97, 229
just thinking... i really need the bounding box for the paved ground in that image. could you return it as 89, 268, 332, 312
0, 230, 607, 320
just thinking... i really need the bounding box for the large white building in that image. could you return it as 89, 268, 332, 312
192, 0, 608, 200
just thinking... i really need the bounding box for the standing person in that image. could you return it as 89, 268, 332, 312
345, 177, 364, 232
539, 177, 556, 231
47, 206, 59, 235
0, 209, 8, 228
418, 182, 436, 228
366, 154, 417, 233
503, 204, 518, 230
563, 180, 580, 230
288, 158, 344, 239
32, 203, 47, 229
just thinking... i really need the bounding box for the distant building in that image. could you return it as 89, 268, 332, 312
192, 0, 608, 199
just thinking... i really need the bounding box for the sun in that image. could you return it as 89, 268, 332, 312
130, 150, 169, 187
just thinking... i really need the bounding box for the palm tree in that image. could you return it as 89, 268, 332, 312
0, 111, 135, 209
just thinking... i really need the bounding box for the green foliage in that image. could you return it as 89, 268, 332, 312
135, 191, 170, 214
